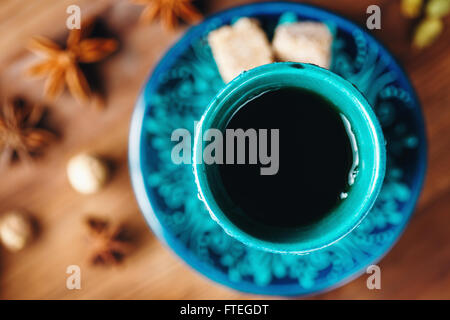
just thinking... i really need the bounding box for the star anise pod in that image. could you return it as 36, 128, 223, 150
85, 216, 132, 266
27, 23, 118, 103
132, 0, 202, 30
0, 98, 54, 166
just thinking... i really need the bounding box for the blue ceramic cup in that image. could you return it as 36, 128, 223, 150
193, 62, 386, 254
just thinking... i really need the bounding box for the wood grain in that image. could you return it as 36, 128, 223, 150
0, 0, 449, 299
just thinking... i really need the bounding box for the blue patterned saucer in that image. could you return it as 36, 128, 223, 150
129, 2, 427, 296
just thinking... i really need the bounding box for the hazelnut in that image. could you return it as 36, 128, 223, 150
0, 211, 33, 252
67, 153, 109, 194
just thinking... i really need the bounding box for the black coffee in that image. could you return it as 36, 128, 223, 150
210, 87, 356, 237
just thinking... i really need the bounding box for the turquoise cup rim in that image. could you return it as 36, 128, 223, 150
193, 62, 386, 254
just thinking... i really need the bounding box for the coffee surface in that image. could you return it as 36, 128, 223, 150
215, 87, 355, 230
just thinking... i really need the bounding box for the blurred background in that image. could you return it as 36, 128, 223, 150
0, 0, 449, 299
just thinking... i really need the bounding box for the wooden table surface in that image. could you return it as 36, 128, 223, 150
0, 0, 449, 299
